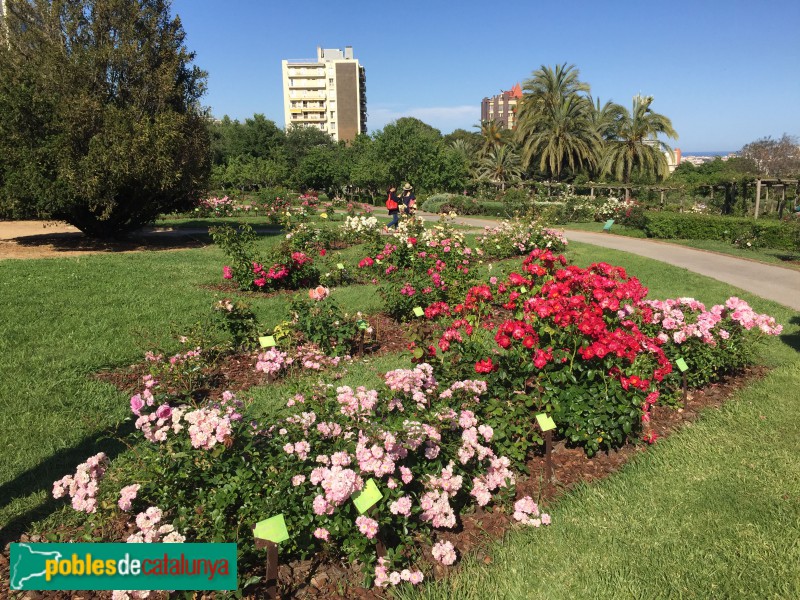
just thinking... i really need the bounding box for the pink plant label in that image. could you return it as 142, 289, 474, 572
676, 358, 689, 372
259, 336, 276, 348
254, 514, 289, 543
352, 478, 383, 514
536, 413, 556, 431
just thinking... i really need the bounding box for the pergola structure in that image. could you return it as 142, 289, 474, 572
753, 178, 799, 219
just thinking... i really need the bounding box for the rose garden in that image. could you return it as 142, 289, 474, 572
3, 192, 796, 599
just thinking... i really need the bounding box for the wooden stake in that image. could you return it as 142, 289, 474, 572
544, 429, 554, 488
682, 371, 688, 402
359, 329, 365, 357
370, 506, 386, 558
254, 537, 279, 600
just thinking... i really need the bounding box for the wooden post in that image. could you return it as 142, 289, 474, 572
710, 185, 714, 200
544, 429, 554, 486
254, 538, 279, 600
682, 371, 688, 402
754, 179, 761, 219
358, 329, 365, 356
590, 186, 595, 198
779, 185, 786, 218
660, 189, 665, 208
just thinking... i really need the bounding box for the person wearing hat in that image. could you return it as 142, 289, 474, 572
401, 183, 416, 216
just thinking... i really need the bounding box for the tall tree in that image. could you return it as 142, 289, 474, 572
475, 145, 523, 191
600, 95, 678, 195
0, 0, 210, 237
515, 64, 599, 180
740, 134, 800, 177
372, 117, 443, 191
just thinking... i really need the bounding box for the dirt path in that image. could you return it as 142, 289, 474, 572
0, 220, 211, 259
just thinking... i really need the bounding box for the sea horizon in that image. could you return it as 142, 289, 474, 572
681, 151, 735, 156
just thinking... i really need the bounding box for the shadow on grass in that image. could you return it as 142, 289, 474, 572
158, 219, 284, 233
12, 230, 212, 253
0, 419, 135, 546
780, 315, 800, 355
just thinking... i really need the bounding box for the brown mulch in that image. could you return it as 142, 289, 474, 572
94, 313, 411, 400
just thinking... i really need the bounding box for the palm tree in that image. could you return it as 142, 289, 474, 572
601, 95, 678, 197
475, 145, 523, 191
515, 64, 599, 180
587, 96, 625, 178
477, 120, 507, 156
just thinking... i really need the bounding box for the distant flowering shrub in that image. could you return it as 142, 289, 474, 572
196, 196, 235, 217
476, 217, 568, 259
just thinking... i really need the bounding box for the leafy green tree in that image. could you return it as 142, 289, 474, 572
372, 117, 443, 190
284, 125, 334, 165
516, 64, 599, 180
600, 95, 678, 195
210, 114, 284, 165
348, 134, 389, 201
0, 0, 210, 237
297, 145, 347, 195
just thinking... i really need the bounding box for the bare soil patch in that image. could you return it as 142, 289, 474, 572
0, 220, 211, 260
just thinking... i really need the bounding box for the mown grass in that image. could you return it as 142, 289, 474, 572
1, 230, 798, 598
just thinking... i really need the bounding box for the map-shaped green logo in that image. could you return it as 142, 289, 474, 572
10, 543, 63, 590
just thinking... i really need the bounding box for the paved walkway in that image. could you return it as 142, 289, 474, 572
419, 213, 800, 312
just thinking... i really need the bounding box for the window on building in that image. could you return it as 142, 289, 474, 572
330, 122, 336, 130
330, 111, 335, 120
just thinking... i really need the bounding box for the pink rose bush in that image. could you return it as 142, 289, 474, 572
211, 224, 320, 292
52, 452, 109, 513
641, 296, 782, 387
513, 496, 551, 527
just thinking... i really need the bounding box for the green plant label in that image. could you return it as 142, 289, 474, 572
603, 219, 614, 230
337, 263, 345, 270
520, 286, 528, 294
352, 479, 383, 514
676, 357, 689, 372
356, 319, 368, 330
536, 413, 557, 432
254, 515, 289, 543
413, 307, 424, 317
259, 336, 276, 348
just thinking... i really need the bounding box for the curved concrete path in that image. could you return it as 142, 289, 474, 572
419, 213, 800, 312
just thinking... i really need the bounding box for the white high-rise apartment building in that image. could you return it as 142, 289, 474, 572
282, 46, 366, 142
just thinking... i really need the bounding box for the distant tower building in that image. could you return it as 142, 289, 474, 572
480, 83, 522, 130
282, 46, 367, 142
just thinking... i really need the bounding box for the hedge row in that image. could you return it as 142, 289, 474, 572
642, 213, 800, 250
421, 194, 507, 217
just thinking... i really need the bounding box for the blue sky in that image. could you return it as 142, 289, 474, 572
171, 0, 800, 152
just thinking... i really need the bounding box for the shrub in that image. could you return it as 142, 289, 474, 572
211, 224, 320, 292
643, 213, 799, 250
640, 296, 782, 388
476, 217, 568, 259
425, 250, 671, 459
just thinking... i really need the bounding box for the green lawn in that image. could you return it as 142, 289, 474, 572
1, 231, 798, 598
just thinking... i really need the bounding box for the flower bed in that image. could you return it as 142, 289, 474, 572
40, 244, 783, 597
